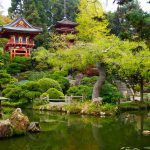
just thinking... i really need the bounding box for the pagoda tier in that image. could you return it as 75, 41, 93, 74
55, 18, 79, 34
0, 16, 42, 59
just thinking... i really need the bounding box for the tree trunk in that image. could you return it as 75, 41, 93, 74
92, 63, 106, 100
140, 77, 144, 102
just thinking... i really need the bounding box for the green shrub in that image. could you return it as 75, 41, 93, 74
100, 82, 123, 104
101, 103, 117, 112
23, 91, 41, 101
21, 81, 41, 92
80, 76, 99, 87
7, 56, 31, 74
0, 38, 8, 47
38, 78, 62, 92
49, 74, 69, 93
147, 84, 150, 92
2, 81, 42, 102
51, 70, 68, 77
67, 85, 92, 99
42, 88, 64, 99
0, 71, 17, 89
33, 100, 48, 107
28, 71, 48, 81
2, 86, 23, 101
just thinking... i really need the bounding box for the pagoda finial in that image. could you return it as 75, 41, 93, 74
64, 0, 67, 20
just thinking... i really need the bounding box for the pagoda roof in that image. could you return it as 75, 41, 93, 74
0, 16, 42, 35
56, 17, 79, 27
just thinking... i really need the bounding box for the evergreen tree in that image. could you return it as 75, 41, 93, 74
8, 0, 79, 48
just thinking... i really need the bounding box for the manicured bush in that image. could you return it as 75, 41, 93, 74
49, 74, 69, 93
100, 82, 123, 104
0, 71, 17, 90
28, 71, 48, 81
2, 86, 23, 101
67, 85, 92, 99
7, 56, 31, 74
80, 76, 99, 87
23, 90, 41, 101
21, 81, 41, 92
20, 81, 42, 101
42, 88, 64, 99
51, 70, 68, 77
38, 78, 62, 92
2, 81, 42, 102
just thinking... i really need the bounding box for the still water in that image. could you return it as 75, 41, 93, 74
0, 110, 150, 150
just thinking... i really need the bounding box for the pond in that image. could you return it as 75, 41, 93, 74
0, 110, 150, 150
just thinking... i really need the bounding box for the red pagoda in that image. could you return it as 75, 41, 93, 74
0, 16, 42, 59
55, 17, 79, 34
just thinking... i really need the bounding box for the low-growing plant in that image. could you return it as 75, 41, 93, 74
33, 100, 48, 107
49, 74, 69, 93
42, 88, 64, 99
7, 56, 31, 74
38, 78, 62, 92
100, 82, 123, 104
67, 85, 92, 99
80, 76, 99, 87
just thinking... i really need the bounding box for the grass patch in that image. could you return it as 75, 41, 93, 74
118, 101, 150, 111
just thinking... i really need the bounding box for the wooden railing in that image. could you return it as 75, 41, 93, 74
40, 95, 84, 103
7, 41, 34, 46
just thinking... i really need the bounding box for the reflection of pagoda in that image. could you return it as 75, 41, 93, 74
0, 16, 42, 59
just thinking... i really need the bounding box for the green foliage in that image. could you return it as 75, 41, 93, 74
80, 76, 99, 87
38, 78, 62, 92
0, 38, 8, 47
7, 56, 31, 74
33, 100, 48, 107
42, 88, 64, 100
2, 85, 23, 100
0, 71, 17, 90
2, 81, 42, 102
67, 85, 92, 99
64, 102, 82, 114
49, 72, 69, 93
0, 49, 10, 70
21, 81, 41, 92
101, 103, 117, 112
147, 84, 150, 92
76, 0, 109, 42
28, 71, 69, 93
28, 71, 49, 81
48, 33, 67, 52
100, 82, 123, 104
33, 47, 50, 70
108, 0, 150, 46
9, 0, 79, 48
21, 81, 42, 101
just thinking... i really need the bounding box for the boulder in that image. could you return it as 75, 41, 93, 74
0, 119, 13, 138
27, 122, 40, 133
9, 108, 30, 135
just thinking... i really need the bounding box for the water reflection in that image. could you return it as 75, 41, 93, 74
0, 110, 149, 150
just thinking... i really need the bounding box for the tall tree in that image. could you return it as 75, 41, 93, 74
8, 0, 79, 47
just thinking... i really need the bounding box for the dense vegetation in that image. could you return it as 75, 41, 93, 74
0, 0, 149, 112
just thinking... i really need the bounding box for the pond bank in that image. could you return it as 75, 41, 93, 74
118, 101, 150, 111
2, 100, 150, 117
33, 101, 117, 117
